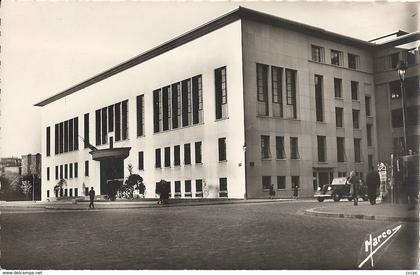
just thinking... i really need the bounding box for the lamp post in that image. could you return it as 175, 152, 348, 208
397, 60, 408, 155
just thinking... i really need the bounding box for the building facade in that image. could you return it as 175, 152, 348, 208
36, 7, 417, 201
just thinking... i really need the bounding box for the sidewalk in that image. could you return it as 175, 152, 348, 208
0, 198, 296, 210
304, 201, 419, 222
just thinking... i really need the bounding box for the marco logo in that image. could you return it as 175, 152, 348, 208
358, 224, 402, 268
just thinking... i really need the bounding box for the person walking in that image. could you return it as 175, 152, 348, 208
366, 166, 380, 205
88, 187, 95, 209
349, 171, 360, 206
269, 183, 275, 199
293, 184, 299, 200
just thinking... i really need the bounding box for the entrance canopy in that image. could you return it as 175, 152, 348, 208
89, 147, 131, 161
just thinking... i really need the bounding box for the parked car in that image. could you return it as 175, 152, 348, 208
314, 177, 368, 202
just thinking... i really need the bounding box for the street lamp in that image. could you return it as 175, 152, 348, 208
396, 60, 408, 155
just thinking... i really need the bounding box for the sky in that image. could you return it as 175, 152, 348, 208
0, 1, 418, 157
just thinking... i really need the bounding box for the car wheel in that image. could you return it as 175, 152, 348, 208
317, 197, 324, 202
333, 193, 341, 202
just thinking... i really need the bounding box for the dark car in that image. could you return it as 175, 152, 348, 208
314, 177, 368, 202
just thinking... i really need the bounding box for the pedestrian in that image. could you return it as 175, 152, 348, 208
269, 183, 275, 199
138, 178, 146, 199
366, 166, 380, 205
406, 155, 419, 210
349, 171, 360, 206
88, 187, 95, 209
293, 184, 299, 200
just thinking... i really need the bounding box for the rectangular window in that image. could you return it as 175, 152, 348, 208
138, 152, 144, 170
257, 63, 269, 116
334, 78, 342, 98
84, 113, 90, 148
392, 109, 403, 128
195, 141, 202, 164
69, 119, 74, 152
290, 137, 299, 159
311, 45, 324, 62
192, 75, 203, 125
389, 80, 401, 99
69, 163, 73, 178
175, 181, 181, 197
73, 117, 79, 150
406, 76, 419, 98
95, 110, 101, 145
115, 102, 121, 141
407, 105, 420, 126
367, 124, 373, 146
390, 52, 399, 69
365, 96, 371, 116
261, 135, 271, 159
174, 145, 180, 166
215, 66, 228, 119
121, 100, 128, 140
64, 164, 68, 179
218, 138, 226, 161
64, 120, 69, 153
55, 124, 59, 155
276, 136, 285, 159
336, 107, 343, 128
337, 137, 345, 162
195, 179, 203, 197
108, 105, 114, 132
101, 107, 108, 144
291, 176, 300, 188
354, 138, 361, 163
352, 110, 360, 129
74, 162, 78, 178
182, 79, 190, 127
164, 147, 171, 167
85, 160, 89, 176
60, 165, 63, 179
172, 83, 180, 129
153, 89, 161, 133
162, 87, 170, 131
272, 66, 283, 117
55, 166, 58, 180
348, 53, 359, 69
155, 148, 161, 168
184, 144, 191, 165
46, 127, 51, 156
315, 75, 324, 122
262, 176, 271, 190
331, 49, 342, 66
47, 167, 50, 181
368, 154, 373, 170
136, 95, 144, 136
47, 190, 50, 198
317, 136, 326, 162
64, 189, 68, 197
59, 122, 64, 153
185, 180, 192, 197
75, 188, 78, 197
277, 176, 286, 189
69, 188, 73, 197
351, 81, 359, 100
285, 69, 297, 118
219, 177, 228, 197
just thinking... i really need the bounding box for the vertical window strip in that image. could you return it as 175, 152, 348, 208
121, 100, 128, 140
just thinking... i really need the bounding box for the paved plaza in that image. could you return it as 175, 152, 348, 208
1, 200, 418, 270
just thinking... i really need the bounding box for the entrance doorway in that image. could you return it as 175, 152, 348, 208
100, 158, 124, 195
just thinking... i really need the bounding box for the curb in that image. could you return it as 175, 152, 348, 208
42, 198, 298, 211
303, 207, 419, 223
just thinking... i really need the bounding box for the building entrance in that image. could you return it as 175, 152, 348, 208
100, 158, 124, 196
313, 169, 334, 190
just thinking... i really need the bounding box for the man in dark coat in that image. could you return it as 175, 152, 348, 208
366, 166, 380, 205
349, 171, 360, 206
89, 187, 95, 209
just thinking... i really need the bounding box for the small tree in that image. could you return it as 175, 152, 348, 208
107, 180, 123, 201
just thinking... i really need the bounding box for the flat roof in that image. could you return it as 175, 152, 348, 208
35, 6, 376, 107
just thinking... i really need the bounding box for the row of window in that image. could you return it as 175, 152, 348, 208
52, 118, 79, 155
311, 45, 360, 70
95, 100, 129, 146
47, 186, 92, 198
256, 64, 297, 118
155, 178, 228, 198
389, 76, 419, 99
261, 136, 299, 160
391, 106, 420, 128
262, 176, 300, 190
47, 161, 89, 181
153, 141, 203, 169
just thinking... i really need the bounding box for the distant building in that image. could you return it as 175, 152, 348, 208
21, 153, 42, 177
35, 7, 419, 201
0, 157, 22, 179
